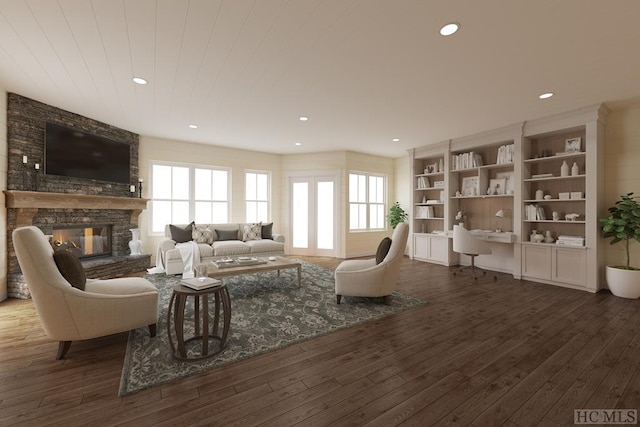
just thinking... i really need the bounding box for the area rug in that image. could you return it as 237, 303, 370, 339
119, 260, 424, 396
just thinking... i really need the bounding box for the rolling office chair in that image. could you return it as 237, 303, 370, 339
452, 224, 496, 280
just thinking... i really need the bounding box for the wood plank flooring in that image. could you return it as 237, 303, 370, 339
1, 257, 639, 426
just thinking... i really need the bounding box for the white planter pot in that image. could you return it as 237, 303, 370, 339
605, 266, 640, 299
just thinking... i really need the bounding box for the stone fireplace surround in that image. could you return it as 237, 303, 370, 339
5, 93, 150, 299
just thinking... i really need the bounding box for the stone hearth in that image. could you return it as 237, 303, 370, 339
5, 191, 150, 299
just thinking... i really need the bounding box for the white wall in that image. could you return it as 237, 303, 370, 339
603, 100, 640, 267
139, 136, 282, 263
0, 86, 7, 301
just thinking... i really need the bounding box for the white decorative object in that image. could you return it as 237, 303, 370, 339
570, 191, 583, 199
129, 228, 142, 255
565, 213, 580, 221
571, 162, 579, 176
552, 211, 560, 221
559, 192, 570, 200
606, 266, 640, 299
544, 230, 555, 243
535, 190, 544, 200
544, 195, 552, 200
560, 160, 569, 177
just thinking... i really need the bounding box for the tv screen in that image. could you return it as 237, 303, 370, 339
45, 122, 131, 184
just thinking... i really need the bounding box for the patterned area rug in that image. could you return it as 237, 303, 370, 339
119, 260, 424, 396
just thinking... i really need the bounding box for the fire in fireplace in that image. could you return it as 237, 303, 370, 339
51, 225, 112, 259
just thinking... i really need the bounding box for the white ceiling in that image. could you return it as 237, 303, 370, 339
0, 0, 639, 158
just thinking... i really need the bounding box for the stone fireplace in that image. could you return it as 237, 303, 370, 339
5, 93, 150, 299
5, 190, 150, 298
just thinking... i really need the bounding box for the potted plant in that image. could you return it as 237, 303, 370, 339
600, 192, 640, 299
387, 202, 408, 229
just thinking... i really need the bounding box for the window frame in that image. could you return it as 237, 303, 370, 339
348, 171, 387, 232
149, 161, 231, 235
244, 170, 271, 224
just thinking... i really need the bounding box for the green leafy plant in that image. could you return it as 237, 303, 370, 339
600, 192, 640, 270
387, 202, 408, 229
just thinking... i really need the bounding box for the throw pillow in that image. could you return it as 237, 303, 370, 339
243, 223, 262, 241
169, 222, 194, 243
375, 237, 392, 264
192, 224, 214, 244
53, 250, 86, 290
261, 222, 273, 240
215, 229, 239, 241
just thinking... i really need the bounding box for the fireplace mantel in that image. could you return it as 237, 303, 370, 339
4, 191, 149, 227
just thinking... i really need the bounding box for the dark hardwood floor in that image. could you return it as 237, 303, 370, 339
1, 257, 639, 426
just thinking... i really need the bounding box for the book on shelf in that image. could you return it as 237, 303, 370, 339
415, 205, 435, 218
556, 235, 585, 246
451, 151, 483, 170
180, 277, 222, 290
416, 176, 430, 189
531, 173, 554, 179
525, 204, 546, 221
496, 143, 514, 164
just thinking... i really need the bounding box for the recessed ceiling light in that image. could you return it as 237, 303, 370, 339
299, 116, 309, 122
188, 124, 198, 129
392, 138, 400, 142
539, 92, 554, 99
440, 22, 460, 36
132, 77, 148, 85
295, 142, 302, 146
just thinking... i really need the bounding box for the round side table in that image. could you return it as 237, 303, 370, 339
167, 283, 231, 360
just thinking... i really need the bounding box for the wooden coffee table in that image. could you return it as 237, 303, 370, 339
206, 256, 302, 287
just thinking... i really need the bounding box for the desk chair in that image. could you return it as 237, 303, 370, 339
452, 225, 495, 280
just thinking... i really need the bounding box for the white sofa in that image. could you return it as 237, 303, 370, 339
159, 223, 285, 275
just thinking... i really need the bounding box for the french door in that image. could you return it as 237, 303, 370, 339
287, 172, 339, 257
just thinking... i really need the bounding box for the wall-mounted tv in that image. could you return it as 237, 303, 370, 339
45, 122, 131, 184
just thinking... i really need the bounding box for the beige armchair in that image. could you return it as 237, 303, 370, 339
452, 224, 493, 280
335, 223, 409, 304
12, 226, 159, 359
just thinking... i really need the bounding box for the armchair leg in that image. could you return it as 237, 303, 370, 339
383, 295, 392, 305
149, 324, 157, 337
56, 341, 71, 360
336, 295, 342, 304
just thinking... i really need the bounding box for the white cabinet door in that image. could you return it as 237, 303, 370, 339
522, 244, 551, 280
551, 247, 586, 286
413, 234, 449, 264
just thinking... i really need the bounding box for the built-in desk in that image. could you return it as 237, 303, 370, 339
440, 229, 516, 274
442, 230, 516, 243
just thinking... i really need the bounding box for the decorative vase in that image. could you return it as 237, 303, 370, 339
560, 160, 569, 177
530, 230, 538, 242
571, 162, 579, 176
129, 228, 142, 256
544, 230, 555, 243
606, 266, 640, 299
535, 189, 544, 200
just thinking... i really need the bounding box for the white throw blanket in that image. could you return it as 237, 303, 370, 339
176, 241, 201, 279
148, 241, 201, 278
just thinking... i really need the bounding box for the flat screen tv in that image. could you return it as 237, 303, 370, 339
45, 122, 131, 184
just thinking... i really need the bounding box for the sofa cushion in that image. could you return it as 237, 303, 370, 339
261, 222, 273, 239
245, 239, 284, 253
242, 223, 262, 241
53, 250, 86, 290
170, 222, 194, 243
215, 229, 239, 241
193, 224, 214, 244
375, 237, 392, 264
212, 241, 251, 256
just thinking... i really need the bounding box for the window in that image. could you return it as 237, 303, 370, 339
245, 171, 270, 223
349, 172, 386, 230
151, 163, 229, 233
